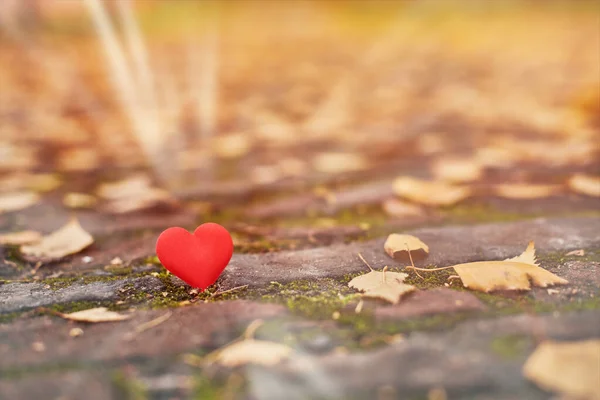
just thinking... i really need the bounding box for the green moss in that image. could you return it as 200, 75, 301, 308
491, 334, 533, 359
103, 265, 134, 276
111, 371, 148, 400
43, 276, 78, 291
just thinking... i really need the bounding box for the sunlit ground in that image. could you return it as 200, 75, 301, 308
1, 0, 598, 218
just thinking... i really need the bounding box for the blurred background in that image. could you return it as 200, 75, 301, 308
0, 0, 598, 239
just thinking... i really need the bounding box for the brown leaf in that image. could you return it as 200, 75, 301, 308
431, 157, 483, 183
382, 198, 424, 218
523, 340, 600, 400
450, 242, 568, 292
57, 307, 130, 323
0, 230, 42, 245
392, 177, 471, 206
568, 174, 600, 197
214, 339, 293, 367
20, 219, 94, 260
63, 192, 97, 209
493, 183, 561, 199
384, 234, 429, 260
0, 192, 40, 214
349, 262, 416, 304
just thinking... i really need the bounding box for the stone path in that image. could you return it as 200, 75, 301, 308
1, 215, 599, 399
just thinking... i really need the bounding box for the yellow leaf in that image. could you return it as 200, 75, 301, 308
20, 219, 93, 260
382, 198, 424, 218
523, 340, 600, 400
493, 183, 561, 199
63, 192, 97, 209
349, 262, 416, 304
568, 174, 600, 197
450, 242, 567, 292
0, 230, 41, 245
431, 157, 483, 183
58, 307, 130, 323
312, 152, 368, 174
392, 177, 471, 206
215, 339, 292, 367
384, 234, 429, 260
349, 270, 409, 292
362, 279, 416, 304
0, 192, 40, 214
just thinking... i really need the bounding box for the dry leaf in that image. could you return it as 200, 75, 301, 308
102, 188, 174, 214
312, 152, 368, 174
523, 340, 600, 400
57, 307, 130, 323
382, 198, 424, 218
20, 219, 94, 260
0, 192, 40, 214
0, 230, 42, 245
493, 183, 561, 199
215, 339, 293, 367
349, 259, 416, 304
568, 174, 600, 197
384, 234, 429, 260
349, 269, 410, 292
392, 177, 471, 206
431, 158, 483, 183
450, 242, 568, 292
97, 175, 175, 214
212, 132, 252, 159
566, 249, 585, 256
96, 175, 153, 200
362, 276, 416, 304
63, 192, 97, 209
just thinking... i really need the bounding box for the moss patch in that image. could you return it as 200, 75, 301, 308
491, 334, 533, 359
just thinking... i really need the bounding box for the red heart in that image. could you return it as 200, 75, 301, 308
155, 223, 233, 290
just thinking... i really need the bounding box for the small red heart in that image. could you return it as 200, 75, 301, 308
155, 223, 233, 290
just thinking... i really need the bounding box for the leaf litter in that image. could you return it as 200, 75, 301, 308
54, 307, 130, 323
384, 233, 429, 260
407, 242, 568, 292
349, 254, 416, 304
523, 339, 600, 400
186, 320, 293, 367
20, 218, 94, 260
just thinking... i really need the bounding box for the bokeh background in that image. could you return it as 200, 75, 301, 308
1, 0, 598, 234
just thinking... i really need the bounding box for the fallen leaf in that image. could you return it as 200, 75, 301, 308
392, 177, 471, 206
96, 174, 154, 200
0, 192, 40, 214
57, 307, 130, 323
102, 188, 174, 214
566, 249, 585, 256
523, 339, 600, 400
212, 132, 252, 159
449, 242, 568, 292
312, 152, 368, 174
349, 269, 410, 292
215, 339, 293, 367
349, 256, 416, 304
493, 183, 561, 199
431, 157, 483, 183
568, 174, 600, 197
362, 272, 416, 304
63, 192, 97, 209
382, 198, 424, 217
384, 234, 429, 260
97, 175, 175, 214
0, 230, 42, 245
20, 219, 94, 260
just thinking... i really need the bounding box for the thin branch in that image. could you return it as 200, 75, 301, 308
357, 253, 374, 271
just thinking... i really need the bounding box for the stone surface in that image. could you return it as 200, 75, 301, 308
220, 217, 600, 288
246, 311, 600, 400
0, 301, 287, 369
375, 288, 487, 320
